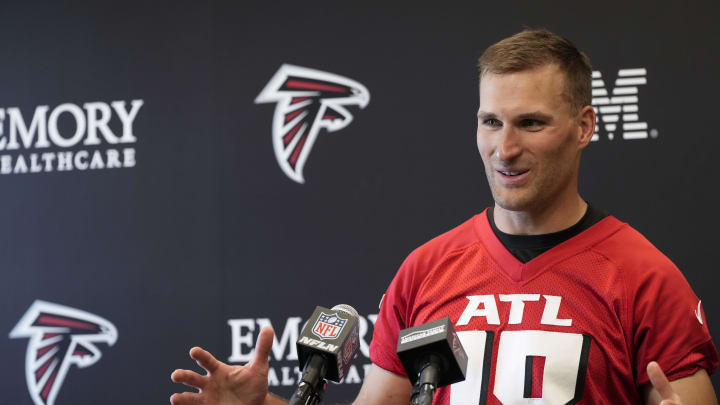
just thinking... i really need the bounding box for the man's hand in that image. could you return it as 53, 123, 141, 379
170, 326, 277, 405
644, 361, 717, 405
647, 361, 683, 405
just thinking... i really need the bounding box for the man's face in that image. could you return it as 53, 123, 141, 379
477, 64, 586, 213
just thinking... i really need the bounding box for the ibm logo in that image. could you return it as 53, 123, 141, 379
591, 68, 655, 141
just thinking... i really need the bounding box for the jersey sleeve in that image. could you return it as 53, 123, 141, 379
368, 215, 479, 376
626, 247, 719, 386
369, 251, 422, 376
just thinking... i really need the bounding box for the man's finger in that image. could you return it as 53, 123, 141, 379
189, 346, 221, 374
169, 391, 202, 405
249, 325, 274, 372
171, 369, 207, 390
647, 361, 675, 400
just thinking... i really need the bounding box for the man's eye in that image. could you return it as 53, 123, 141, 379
483, 118, 502, 127
521, 119, 544, 130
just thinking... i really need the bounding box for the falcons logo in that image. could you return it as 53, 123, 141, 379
255, 64, 370, 183
9, 300, 118, 405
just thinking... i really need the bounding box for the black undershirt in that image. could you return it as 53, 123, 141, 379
488, 205, 609, 263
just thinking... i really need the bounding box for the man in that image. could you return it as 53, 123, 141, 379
170, 29, 718, 404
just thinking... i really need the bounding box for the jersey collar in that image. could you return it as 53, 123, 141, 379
474, 208, 626, 283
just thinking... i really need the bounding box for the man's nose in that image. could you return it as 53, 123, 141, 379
496, 127, 522, 162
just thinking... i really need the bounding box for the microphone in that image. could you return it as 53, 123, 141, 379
396, 317, 468, 405
289, 304, 360, 405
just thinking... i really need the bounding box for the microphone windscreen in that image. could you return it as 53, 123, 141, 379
331, 304, 359, 319
296, 305, 361, 382
396, 317, 468, 387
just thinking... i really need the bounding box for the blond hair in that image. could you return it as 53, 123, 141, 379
478, 28, 592, 114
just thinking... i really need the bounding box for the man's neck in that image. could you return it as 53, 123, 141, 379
493, 194, 587, 235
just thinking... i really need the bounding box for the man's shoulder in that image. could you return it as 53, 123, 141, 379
591, 217, 680, 276
383, 214, 483, 301
404, 213, 482, 268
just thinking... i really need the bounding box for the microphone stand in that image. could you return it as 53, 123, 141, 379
410, 355, 442, 405
288, 354, 328, 405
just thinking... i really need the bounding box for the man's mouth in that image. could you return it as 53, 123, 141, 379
497, 169, 529, 177
495, 168, 531, 186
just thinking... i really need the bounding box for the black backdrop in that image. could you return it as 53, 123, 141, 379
2, 1, 719, 404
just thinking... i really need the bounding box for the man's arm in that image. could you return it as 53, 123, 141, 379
352, 364, 411, 405
171, 326, 411, 405
643, 361, 717, 405
232, 364, 410, 405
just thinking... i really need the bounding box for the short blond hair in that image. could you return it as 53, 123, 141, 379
478, 28, 592, 114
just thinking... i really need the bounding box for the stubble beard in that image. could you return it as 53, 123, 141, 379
485, 161, 573, 214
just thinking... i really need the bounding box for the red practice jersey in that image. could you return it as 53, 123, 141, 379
370, 210, 718, 404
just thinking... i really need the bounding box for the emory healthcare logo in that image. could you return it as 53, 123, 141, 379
228, 312, 378, 387
9, 300, 118, 405
0, 99, 143, 176
255, 65, 369, 183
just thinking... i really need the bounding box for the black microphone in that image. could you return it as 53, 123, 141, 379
289, 304, 360, 405
396, 317, 468, 405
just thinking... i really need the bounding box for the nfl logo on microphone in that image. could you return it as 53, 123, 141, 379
312, 312, 347, 340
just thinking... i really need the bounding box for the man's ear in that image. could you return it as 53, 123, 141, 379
577, 105, 596, 149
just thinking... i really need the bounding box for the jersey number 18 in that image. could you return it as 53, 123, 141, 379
450, 330, 591, 405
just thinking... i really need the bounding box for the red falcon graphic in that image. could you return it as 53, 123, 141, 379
255, 64, 370, 183
9, 300, 118, 405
